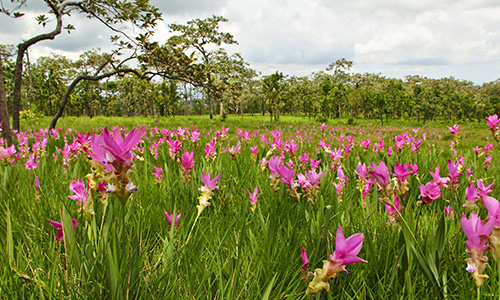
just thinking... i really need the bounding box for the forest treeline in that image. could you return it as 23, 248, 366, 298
3, 51, 499, 126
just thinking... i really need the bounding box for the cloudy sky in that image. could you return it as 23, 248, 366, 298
2, 0, 500, 84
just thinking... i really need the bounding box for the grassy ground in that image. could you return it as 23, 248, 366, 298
0, 114, 498, 299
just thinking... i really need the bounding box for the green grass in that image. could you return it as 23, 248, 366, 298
1, 115, 499, 299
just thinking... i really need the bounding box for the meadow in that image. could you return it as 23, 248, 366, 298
1, 114, 500, 299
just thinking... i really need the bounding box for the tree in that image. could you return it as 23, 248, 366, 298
1, 0, 161, 131
0, 49, 12, 141
262, 71, 286, 122
167, 15, 238, 119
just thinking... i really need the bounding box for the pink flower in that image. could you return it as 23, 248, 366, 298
201, 172, 221, 190
485, 156, 492, 169
461, 212, 495, 286
101, 126, 145, 168
306, 225, 367, 295
34, 176, 40, 193
464, 183, 478, 207
152, 164, 163, 182
429, 166, 449, 187
300, 245, 309, 272
444, 205, 455, 216
447, 124, 461, 134
278, 165, 296, 187
49, 218, 78, 241
369, 161, 390, 186
393, 161, 412, 182
247, 186, 261, 210
164, 210, 181, 227
305, 169, 326, 186
355, 162, 369, 179
180, 150, 195, 170
329, 225, 368, 270
486, 114, 499, 130
24, 154, 38, 170
420, 182, 441, 204
268, 156, 282, 177
382, 194, 401, 222
447, 159, 463, 189
68, 178, 90, 204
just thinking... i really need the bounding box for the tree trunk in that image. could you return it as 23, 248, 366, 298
11, 3, 68, 131
0, 52, 13, 142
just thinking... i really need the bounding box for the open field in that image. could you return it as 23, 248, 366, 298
1, 115, 500, 299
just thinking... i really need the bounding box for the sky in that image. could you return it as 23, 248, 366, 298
1, 0, 500, 85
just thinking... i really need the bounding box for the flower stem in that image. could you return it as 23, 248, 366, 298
185, 213, 200, 245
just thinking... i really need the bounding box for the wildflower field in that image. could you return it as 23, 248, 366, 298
2, 115, 500, 299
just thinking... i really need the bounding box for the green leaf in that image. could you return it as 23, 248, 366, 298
261, 274, 277, 300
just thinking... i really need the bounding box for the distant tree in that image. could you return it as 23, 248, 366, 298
167, 15, 239, 119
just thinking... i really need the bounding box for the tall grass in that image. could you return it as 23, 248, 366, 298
0, 115, 498, 299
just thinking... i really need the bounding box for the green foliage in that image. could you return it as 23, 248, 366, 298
1, 115, 499, 299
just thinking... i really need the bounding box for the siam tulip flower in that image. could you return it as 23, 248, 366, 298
203, 137, 217, 160
361, 139, 371, 151
477, 180, 495, 202
299, 152, 309, 168
382, 193, 402, 223
24, 154, 38, 170
180, 150, 195, 185
301, 169, 326, 203
190, 129, 200, 148
473, 146, 482, 158
387, 146, 393, 157
247, 187, 261, 212
249, 145, 258, 162
419, 182, 442, 204
152, 164, 163, 185
447, 124, 461, 135
332, 165, 348, 202
370, 161, 394, 205
465, 168, 472, 179
447, 159, 463, 191
482, 196, 500, 261
267, 156, 282, 192
486, 114, 500, 142
197, 172, 221, 216
464, 183, 479, 208
484, 143, 494, 154
320, 122, 326, 132
284, 139, 298, 157
164, 210, 182, 227
101, 126, 145, 172
300, 245, 310, 273
486, 114, 499, 131
330, 148, 342, 168
306, 225, 367, 295
69, 178, 93, 219
166, 138, 183, 160
309, 158, 321, 170
86, 126, 145, 203
484, 156, 492, 170
429, 166, 449, 188
393, 162, 412, 195
0, 144, 16, 164
49, 218, 79, 241
228, 141, 242, 160
278, 165, 301, 201
461, 212, 496, 287
444, 205, 455, 217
